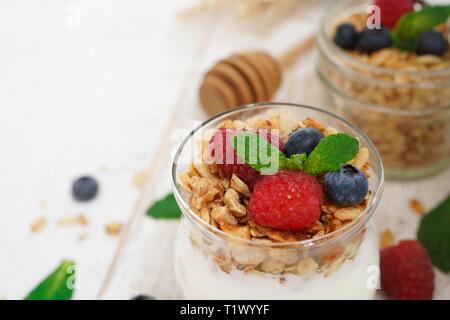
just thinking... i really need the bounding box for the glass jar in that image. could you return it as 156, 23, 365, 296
172, 103, 384, 299
316, 0, 450, 180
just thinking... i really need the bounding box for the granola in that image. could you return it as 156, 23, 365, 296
179, 111, 372, 279
319, 12, 450, 175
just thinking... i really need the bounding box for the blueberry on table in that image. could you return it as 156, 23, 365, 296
131, 294, 156, 300
324, 165, 368, 206
285, 128, 324, 157
417, 31, 449, 57
358, 27, 392, 54
334, 23, 359, 50
72, 176, 98, 202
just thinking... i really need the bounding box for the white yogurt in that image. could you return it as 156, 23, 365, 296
174, 224, 379, 299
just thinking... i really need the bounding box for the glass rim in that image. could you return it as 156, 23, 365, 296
171, 103, 384, 248
318, 0, 450, 79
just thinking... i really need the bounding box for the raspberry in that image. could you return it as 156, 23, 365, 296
374, 0, 414, 29
380, 240, 434, 300
209, 128, 284, 190
248, 171, 323, 232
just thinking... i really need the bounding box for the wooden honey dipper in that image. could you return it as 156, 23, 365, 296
200, 35, 315, 116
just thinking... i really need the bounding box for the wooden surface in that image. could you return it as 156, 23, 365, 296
0, 0, 449, 300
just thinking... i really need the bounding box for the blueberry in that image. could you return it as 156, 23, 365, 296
417, 31, 449, 57
334, 23, 359, 50
285, 128, 324, 157
72, 176, 98, 202
358, 27, 391, 54
131, 294, 156, 300
324, 165, 368, 206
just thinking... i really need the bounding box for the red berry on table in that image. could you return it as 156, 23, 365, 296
248, 170, 323, 232
380, 240, 434, 300
374, 0, 414, 29
209, 128, 284, 190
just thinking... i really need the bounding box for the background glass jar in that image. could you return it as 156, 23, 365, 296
172, 103, 384, 299
316, 0, 450, 180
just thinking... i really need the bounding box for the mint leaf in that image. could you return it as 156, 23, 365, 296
303, 133, 359, 175
25, 260, 75, 300
417, 194, 450, 273
281, 153, 307, 171
232, 133, 285, 174
392, 5, 450, 51
146, 192, 182, 219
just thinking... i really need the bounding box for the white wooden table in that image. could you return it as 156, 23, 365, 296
1, 0, 449, 300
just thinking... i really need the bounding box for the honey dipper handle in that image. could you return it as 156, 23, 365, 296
276, 35, 315, 68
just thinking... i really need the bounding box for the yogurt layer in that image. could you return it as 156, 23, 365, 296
174, 223, 379, 300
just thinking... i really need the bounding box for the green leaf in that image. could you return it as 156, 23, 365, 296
25, 260, 75, 300
232, 133, 285, 174
146, 192, 182, 219
392, 5, 450, 51
417, 194, 450, 273
281, 153, 307, 171
303, 133, 359, 175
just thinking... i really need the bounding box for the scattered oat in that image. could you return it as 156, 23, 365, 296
105, 222, 122, 236
409, 199, 425, 215
379, 229, 395, 249
133, 170, 148, 190
57, 214, 89, 226
31, 217, 47, 233
78, 232, 90, 242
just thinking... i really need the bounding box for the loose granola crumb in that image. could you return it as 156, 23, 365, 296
31, 217, 47, 233
78, 232, 90, 242
133, 170, 148, 189
57, 214, 89, 226
105, 222, 122, 236
409, 199, 425, 215
379, 229, 395, 249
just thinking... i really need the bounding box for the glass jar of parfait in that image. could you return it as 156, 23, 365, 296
316, 0, 450, 179
172, 103, 384, 299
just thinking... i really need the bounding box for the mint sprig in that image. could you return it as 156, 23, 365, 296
417, 194, 450, 273
303, 133, 359, 175
25, 260, 76, 300
231, 132, 359, 176
391, 5, 450, 51
232, 132, 287, 174
146, 192, 182, 219
281, 153, 307, 171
